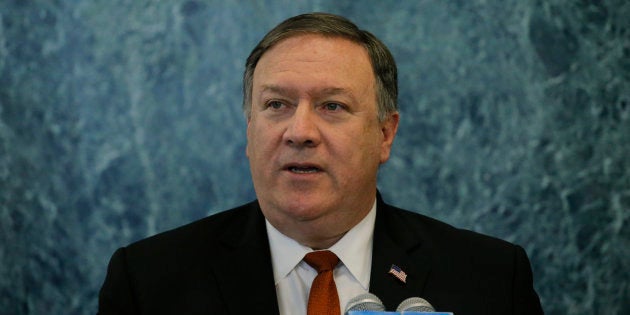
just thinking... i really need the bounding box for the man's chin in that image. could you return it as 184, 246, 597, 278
269, 194, 337, 218
283, 202, 332, 220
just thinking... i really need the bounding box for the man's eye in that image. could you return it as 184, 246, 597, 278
324, 103, 342, 111
267, 101, 284, 109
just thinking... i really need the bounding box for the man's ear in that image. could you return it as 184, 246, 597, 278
380, 112, 399, 164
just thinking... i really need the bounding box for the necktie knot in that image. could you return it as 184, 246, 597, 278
304, 250, 339, 273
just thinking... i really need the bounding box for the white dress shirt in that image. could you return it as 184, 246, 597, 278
266, 202, 376, 315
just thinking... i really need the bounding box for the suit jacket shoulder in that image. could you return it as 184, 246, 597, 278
98, 201, 280, 315
370, 198, 543, 314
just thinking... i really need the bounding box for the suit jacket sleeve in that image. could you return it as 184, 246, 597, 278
98, 247, 138, 315
513, 245, 544, 314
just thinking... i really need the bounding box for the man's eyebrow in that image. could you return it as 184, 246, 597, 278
259, 85, 291, 95
313, 87, 357, 104
259, 85, 354, 98
316, 87, 353, 97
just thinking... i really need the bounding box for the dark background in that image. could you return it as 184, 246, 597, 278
1, 1, 628, 314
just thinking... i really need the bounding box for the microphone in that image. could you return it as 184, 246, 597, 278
345, 294, 452, 315
344, 292, 386, 314
395, 297, 453, 314
396, 297, 435, 312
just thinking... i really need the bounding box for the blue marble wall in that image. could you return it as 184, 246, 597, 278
1, 1, 628, 314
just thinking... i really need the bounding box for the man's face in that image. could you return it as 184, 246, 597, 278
246, 34, 398, 247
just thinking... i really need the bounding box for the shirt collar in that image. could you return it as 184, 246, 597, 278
266, 201, 377, 289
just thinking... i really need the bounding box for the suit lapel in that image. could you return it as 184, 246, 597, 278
369, 197, 432, 311
211, 202, 280, 315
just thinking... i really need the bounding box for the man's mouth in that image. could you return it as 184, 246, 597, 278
288, 166, 321, 174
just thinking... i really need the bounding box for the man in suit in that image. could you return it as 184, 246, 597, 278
98, 13, 543, 314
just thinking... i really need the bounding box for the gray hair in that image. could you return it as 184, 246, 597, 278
242, 12, 398, 122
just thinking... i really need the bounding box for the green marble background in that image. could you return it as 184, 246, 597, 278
1, 1, 628, 314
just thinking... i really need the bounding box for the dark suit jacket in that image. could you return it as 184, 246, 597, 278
98, 196, 543, 314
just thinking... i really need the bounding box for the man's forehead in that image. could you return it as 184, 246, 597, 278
270, 32, 364, 52
252, 35, 375, 92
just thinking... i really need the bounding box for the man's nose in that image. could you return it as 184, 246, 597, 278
283, 104, 321, 147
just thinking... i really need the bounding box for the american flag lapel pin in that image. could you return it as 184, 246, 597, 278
388, 264, 407, 284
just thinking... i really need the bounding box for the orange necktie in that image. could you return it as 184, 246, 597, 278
304, 250, 341, 315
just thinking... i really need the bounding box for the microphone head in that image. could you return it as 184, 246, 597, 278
396, 297, 435, 312
344, 293, 386, 313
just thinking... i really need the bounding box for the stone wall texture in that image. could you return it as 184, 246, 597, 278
1, 1, 628, 314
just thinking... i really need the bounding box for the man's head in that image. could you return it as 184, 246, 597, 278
243, 12, 398, 122
244, 13, 399, 249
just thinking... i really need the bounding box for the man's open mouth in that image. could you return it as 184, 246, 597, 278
288, 166, 321, 174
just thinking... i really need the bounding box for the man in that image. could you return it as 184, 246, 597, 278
98, 13, 543, 314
